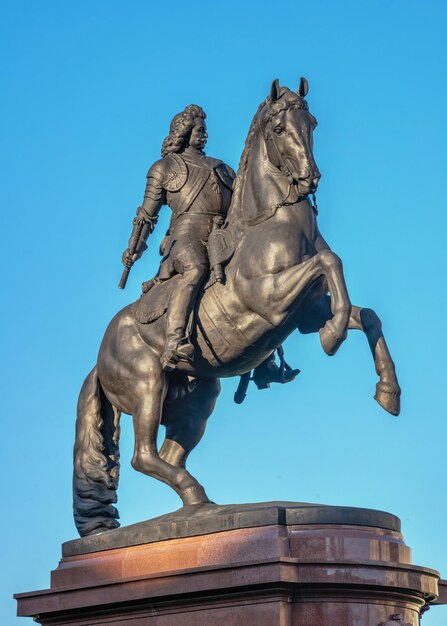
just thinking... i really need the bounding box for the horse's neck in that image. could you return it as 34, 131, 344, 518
238, 132, 297, 224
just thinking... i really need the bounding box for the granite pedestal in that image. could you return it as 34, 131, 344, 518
15, 502, 446, 625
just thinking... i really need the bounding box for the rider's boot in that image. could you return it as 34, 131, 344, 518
161, 327, 195, 372
160, 264, 208, 372
160, 291, 196, 372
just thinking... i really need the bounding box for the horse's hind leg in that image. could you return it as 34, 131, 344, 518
160, 377, 221, 469
298, 296, 400, 415
130, 364, 211, 506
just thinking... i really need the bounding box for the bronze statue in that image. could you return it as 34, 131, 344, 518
73, 78, 400, 537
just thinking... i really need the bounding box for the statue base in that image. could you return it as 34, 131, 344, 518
15, 502, 446, 625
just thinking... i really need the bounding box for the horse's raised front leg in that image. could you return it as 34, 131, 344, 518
246, 249, 351, 356
315, 250, 352, 356
130, 364, 211, 506
298, 296, 400, 415
350, 306, 401, 416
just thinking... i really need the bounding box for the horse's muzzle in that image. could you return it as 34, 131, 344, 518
297, 174, 320, 195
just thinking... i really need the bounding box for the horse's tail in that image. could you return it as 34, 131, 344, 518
73, 366, 121, 537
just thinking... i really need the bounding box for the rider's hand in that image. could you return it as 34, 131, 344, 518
122, 248, 138, 268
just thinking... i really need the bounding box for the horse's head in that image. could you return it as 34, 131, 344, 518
262, 78, 320, 196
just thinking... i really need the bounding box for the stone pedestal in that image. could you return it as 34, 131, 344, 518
15, 502, 446, 625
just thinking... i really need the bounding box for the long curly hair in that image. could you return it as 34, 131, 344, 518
161, 104, 206, 157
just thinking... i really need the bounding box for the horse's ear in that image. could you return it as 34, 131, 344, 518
270, 78, 280, 102
297, 77, 309, 98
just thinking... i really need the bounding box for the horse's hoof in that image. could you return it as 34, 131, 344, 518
319, 321, 347, 356
374, 382, 401, 416
179, 484, 211, 506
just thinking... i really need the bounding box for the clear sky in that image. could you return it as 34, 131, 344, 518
1, 1, 446, 624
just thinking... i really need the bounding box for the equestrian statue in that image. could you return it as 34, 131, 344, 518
73, 78, 400, 537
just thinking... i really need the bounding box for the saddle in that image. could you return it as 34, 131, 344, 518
130, 224, 235, 325
130, 269, 227, 325
130, 276, 180, 324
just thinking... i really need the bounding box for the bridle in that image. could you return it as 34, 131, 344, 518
252, 101, 319, 219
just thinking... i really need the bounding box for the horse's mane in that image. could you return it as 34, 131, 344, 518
226, 97, 268, 227
226, 88, 307, 231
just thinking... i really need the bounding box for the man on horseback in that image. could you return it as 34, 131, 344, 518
122, 104, 298, 384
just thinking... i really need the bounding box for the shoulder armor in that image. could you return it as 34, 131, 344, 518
163, 153, 188, 192
146, 159, 164, 183
215, 163, 236, 190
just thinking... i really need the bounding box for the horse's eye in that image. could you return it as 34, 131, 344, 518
273, 127, 284, 135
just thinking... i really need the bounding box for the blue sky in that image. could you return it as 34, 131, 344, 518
1, 1, 446, 623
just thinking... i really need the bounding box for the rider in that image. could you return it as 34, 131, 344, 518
122, 104, 298, 386
122, 104, 234, 371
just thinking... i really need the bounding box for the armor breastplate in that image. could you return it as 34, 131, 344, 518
166, 155, 233, 218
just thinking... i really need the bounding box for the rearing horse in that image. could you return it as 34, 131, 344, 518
73, 79, 400, 537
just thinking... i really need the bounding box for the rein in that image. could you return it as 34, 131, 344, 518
242, 186, 294, 227
242, 184, 318, 227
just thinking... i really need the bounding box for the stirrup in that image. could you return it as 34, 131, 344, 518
253, 346, 300, 390
234, 347, 300, 403
252, 364, 300, 390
